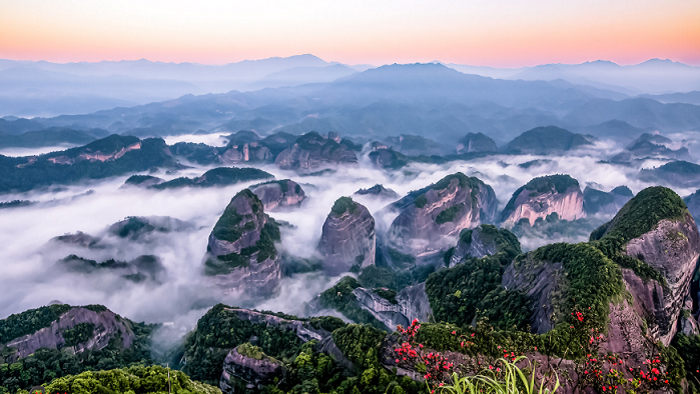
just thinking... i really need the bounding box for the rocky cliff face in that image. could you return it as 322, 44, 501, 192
449, 224, 518, 267
204, 189, 281, 297
275, 132, 358, 171
317, 197, 376, 275
3, 306, 135, 362
499, 174, 586, 228
621, 214, 700, 344
456, 132, 498, 153
351, 283, 432, 330
250, 179, 306, 211
384, 173, 497, 264
219, 345, 284, 394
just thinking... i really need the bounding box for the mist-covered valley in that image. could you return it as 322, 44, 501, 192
3, 58, 700, 394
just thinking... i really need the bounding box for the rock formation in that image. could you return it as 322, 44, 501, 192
107, 215, 192, 240
123, 174, 164, 188
2, 305, 135, 362
638, 160, 700, 188
610, 132, 690, 163
499, 174, 586, 228
219, 345, 284, 394
583, 185, 634, 216
354, 184, 400, 200
449, 224, 519, 267
317, 197, 376, 275
250, 179, 306, 211
456, 132, 498, 153
351, 283, 433, 330
275, 132, 358, 171
204, 189, 281, 296
505, 187, 700, 349
385, 172, 498, 264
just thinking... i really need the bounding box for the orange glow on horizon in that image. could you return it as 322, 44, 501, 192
0, 0, 698, 67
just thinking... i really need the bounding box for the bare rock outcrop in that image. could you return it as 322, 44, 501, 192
499, 174, 586, 228
351, 283, 432, 330
219, 345, 284, 394
318, 197, 376, 275
204, 189, 281, 297
354, 184, 400, 200
250, 179, 306, 211
3, 306, 135, 362
384, 173, 497, 264
275, 132, 358, 171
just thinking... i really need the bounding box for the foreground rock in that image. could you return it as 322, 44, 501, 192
384, 173, 497, 265
317, 197, 376, 275
250, 179, 306, 211
204, 189, 281, 296
275, 132, 358, 171
219, 344, 284, 394
499, 174, 586, 227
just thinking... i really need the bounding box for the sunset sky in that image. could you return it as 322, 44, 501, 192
1, 0, 698, 67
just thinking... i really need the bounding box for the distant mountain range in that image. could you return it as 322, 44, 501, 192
1, 55, 699, 118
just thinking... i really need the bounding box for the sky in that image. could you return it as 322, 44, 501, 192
0, 0, 699, 67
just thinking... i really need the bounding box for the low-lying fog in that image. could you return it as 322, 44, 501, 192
1, 135, 698, 331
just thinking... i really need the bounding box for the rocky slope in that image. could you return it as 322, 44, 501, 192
317, 197, 376, 275
204, 189, 281, 296
351, 283, 433, 330
638, 160, 700, 188
448, 224, 519, 267
610, 132, 690, 163
1, 305, 135, 362
583, 185, 634, 216
499, 174, 586, 227
505, 187, 700, 349
250, 179, 306, 211
275, 131, 358, 171
384, 172, 498, 265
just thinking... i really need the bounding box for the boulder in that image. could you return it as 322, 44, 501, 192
250, 179, 306, 211
385, 173, 498, 264
499, 174, 586, 228
318, 197, 376, 275
204, 189, 281, 297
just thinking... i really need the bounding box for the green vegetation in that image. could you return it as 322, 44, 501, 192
124, 174, 161, 185
374, 288, 398, 304
153, 167, 273, 190
0, 314, 155, 393
181, 304, 304, 385
511, 216, 604, 245
0, 136, 177, 193
236, 342, 267, 361
525, 174, 579, 194
62, 323, 95, 347
414, 194, 428, 209
357, 265, 434, 292
331, 324, 386, 370
42, 365, 221, 394
387, 248, 416, 268
331, 197, 358, 217
0, 304, 72, 344
318, 277, 389, 332
672, 334, 700, 393
590, 186, 688, 284
459, 225, 521, 258
435, 204, 463, 224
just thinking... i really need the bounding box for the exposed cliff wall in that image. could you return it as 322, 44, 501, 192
499, 174, 586, 227
351, 283, 433, 330
318, 197, 376, 275
219, 345, 284, 394
449, 224, 519, 267
385, 172, 497, 264
250, 179, 306, 211
3, 306, 134, 362
204, 189, 281, 297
